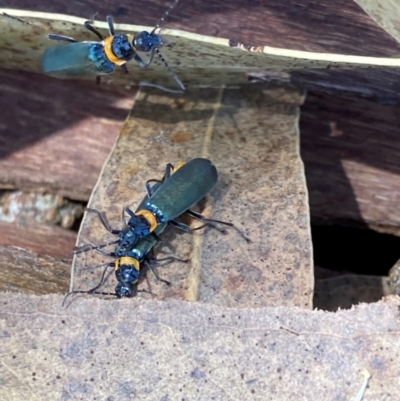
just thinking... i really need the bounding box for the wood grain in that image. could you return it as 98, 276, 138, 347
301, 90, 400, 235
0, 245, 70, 294
0, 68, 132, 200
0, 220, 76, 257
3, 0, 399, 55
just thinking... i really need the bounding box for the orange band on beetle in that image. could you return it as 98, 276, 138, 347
173, 161, 185, 172
135, 209, 157, 232
103, 36, 126, 66
115, 257, 140, 271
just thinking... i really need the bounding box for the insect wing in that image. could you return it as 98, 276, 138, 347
41, 42, 114, 78
146, 158, 218, 222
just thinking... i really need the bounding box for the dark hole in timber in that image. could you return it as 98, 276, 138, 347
312, 224, 400, 276
312, 224, 399, 311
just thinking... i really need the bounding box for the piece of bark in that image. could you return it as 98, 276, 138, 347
291, 68, 400, 103
0, 220, 76, 257
1, 292, 400, 400
0, 246, 70, 294
72, 84, 313, 308
301, 90, 400, 235
0, 68, 132, 200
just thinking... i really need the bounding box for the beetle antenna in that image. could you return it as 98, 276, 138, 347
155, 48, 185, 91
62, 290, 117, 307
152, 0, 179, 34
139, 81, 184, 94
2, 12, 30, 25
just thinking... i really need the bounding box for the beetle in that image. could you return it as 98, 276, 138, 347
63, 163, 188, 305
124, 158, 250, 245
85, 158, 250, 253
62, 221, 187, 304
41, 0, 185, 90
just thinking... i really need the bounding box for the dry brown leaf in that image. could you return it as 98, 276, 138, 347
1, 292, 400, 400
71, 84, 313, 308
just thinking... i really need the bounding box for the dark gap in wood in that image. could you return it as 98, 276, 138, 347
312, 224, 399, 277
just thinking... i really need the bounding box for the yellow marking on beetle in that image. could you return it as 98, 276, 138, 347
173, 161, 186, 171
115, 257, 140, 271
103, 36, 127, 66
135, 209, 157, 232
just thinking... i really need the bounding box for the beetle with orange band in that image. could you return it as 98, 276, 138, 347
63, 163, 189, 304
82, 158, 251, 256
75, 158, 250, 264
63, 220, 189, 304
41, 0, 185, 90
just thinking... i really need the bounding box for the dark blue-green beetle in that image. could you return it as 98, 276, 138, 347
41, 0, 184, 90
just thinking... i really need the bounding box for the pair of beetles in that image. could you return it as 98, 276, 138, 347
66, 158, 250, 304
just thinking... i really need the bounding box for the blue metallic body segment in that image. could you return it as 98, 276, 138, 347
116, 263, 140, 285
114, 225, 168, 297
115, 180, 167, 257
145, 203, 165, 221
116, 245, 142, 260
112, 34, 135, 59
144, 158, 218, 223
115, 264, 140, 297
115, 220, 167, 260
89, 43, 116, 72
116, 217, 150, 248
134, 31, 164, 52
41, 42, 115, 78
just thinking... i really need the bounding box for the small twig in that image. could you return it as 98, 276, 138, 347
352, 369, 371, 401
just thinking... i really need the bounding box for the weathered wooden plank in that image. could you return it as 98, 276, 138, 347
0, 245, 70, 294
291, 68, 400, 103
3, 0, 399, 55
354, 0, 400, 43
0, 68, 132, 200
2, 70, 400, 235
301, 91, 400, 235
0, 220, 76, 257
